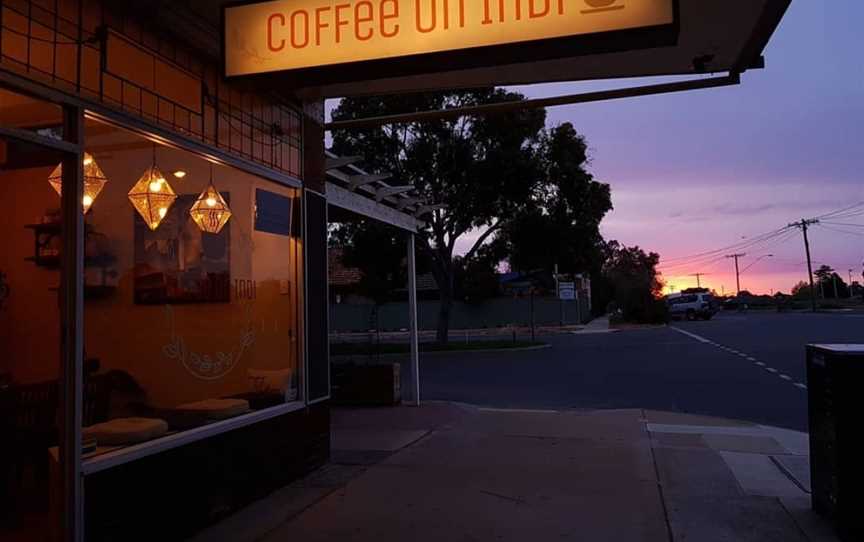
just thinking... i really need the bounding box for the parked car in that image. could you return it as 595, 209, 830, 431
666, 292, 718, 320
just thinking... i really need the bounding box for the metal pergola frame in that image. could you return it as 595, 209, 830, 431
325, 154, 426, 405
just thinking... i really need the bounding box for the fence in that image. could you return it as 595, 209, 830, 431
330, 297, 590, 333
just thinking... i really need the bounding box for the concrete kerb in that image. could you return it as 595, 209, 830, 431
331, 343, 553, 361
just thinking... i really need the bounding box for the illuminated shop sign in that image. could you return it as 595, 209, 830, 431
224, 0, 676, 80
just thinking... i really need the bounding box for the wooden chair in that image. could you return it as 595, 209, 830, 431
4, 380, 59, 512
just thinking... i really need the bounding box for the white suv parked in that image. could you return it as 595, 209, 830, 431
666, 292, 718, 321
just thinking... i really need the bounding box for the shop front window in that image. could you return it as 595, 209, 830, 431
76, 118, 302, 458
0, 132, 68, 541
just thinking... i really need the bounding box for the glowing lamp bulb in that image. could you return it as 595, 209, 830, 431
158, 207, 168, 219
206, 197, 217, 207
149, 180, 162, 193
83, 156, 93, 166
82, 195, 94, 207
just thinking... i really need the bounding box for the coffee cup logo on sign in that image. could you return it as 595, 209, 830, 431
582, 0, 626, 14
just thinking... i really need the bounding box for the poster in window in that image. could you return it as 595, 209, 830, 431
134, 194, 231, 304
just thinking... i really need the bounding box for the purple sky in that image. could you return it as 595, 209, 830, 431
509, 0, 864, 294
329, 1, 863, 295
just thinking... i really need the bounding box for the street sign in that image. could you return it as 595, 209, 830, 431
223, 0, 676, 80
558, 282, 576, 301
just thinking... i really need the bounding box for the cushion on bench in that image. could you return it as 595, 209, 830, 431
83, 417, 168, 445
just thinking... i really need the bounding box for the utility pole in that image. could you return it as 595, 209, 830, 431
789, 219, 820, 312
725, 254, 746, 296
850, 269, 855, 298
690, 273, 708, 289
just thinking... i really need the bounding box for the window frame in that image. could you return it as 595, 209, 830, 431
0, 76, 310, 542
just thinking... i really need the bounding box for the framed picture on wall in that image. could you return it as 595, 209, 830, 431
134, 194, 230, 304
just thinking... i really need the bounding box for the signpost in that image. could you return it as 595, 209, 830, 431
558, 281, 576, 326
224, 0, 677, 83
558, 282, 576, 301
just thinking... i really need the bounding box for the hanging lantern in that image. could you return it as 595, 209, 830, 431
128, 165, 177, 231
48, 153, 108, 214
189, 169, 231, 234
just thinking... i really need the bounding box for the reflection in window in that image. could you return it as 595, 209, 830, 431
0, 135, 67, 540
0, 87, 64, 140
78, 119, 302, 454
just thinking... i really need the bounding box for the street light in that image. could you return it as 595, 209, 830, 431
742, 254, 774, 273
739, 254, 774, 293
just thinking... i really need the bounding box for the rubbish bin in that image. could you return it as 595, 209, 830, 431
807, 344, 864, 541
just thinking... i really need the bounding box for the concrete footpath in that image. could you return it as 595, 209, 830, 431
192, 403, 839, 542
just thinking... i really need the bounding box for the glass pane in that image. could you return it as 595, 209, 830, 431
79, 118, 301, 459
0, 87, 64, 141
0, 135, 66, 541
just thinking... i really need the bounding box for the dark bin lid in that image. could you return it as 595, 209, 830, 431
808, 344, 864, 354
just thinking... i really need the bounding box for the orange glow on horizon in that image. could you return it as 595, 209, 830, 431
659, 271, 816, 297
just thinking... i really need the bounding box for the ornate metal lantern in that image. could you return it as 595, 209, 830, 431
128, 164, 177, 231
189, 169, 231, 234
48, 153, 108, 214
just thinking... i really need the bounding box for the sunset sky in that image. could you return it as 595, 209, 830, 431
510, 0, 863, 295
330, 1, 863, 296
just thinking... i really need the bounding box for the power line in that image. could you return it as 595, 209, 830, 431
658, 227, 793, 270
817, 224, 864, 238
657, 200, 864, 293
820, 221, 864, 228
817, 201, 864, 220
659, 228, 798, 275
658, 226, 791, 264
741, 253, 775, 273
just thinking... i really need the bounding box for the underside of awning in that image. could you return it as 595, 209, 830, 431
301, 0, 790, 99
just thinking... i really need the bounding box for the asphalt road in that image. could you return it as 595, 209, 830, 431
420, 311, 864, 431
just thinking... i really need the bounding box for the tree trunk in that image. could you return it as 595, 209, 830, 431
436, 289, 453, 344
434, 266, 455, 344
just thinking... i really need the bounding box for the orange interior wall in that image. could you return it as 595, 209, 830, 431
0, 145, 302, 409
0, 166, 61, 384
81, 141, 301, 408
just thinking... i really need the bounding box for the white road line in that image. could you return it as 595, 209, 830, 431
670, 326, 804, 390
669, 327, 712, 344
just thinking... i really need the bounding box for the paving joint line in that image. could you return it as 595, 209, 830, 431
642, 409, 676, 542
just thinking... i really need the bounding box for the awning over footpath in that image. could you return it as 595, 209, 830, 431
301, 0, 790, 98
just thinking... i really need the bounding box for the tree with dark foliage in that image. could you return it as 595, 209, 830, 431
602, 242, 668, 324
490, 124, 612, 283
333, 89, 554, 342
814, 264, 849, 299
